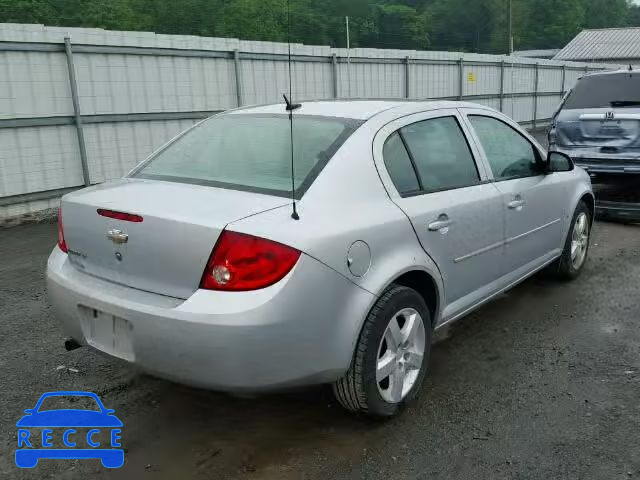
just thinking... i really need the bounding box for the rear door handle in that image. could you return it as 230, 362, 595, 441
508, 194, 525, 210
428, 215, 453, 232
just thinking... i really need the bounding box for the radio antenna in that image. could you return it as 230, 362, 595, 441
284, 0, 301, 220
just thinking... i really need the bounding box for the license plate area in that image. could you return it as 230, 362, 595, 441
79, 306, 135, 361
598, 121, 623, 136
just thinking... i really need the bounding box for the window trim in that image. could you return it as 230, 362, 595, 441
467, 114, 545, 183
397, 131, 424, 192
382, 115, 485, 198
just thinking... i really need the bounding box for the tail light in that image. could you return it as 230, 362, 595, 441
548, 126, 557, 147
200, 231, 300, 291
57, 207, 68, 253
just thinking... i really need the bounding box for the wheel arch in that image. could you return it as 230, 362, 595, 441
579, 191, 595, 224
560, 187, 595, 243
381, 268, 442, 327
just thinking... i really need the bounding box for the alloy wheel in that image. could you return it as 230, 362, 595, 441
376, 308, 426, 403
571, 212, 589, 270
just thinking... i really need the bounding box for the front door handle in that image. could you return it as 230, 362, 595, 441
428, 214, 453, 232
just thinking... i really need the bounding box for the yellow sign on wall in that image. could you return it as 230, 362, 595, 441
467, 72, 476, 83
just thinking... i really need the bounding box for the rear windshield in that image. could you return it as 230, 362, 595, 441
563, 73, 640, 110
132, 113, 361, 199
38, 395, 100, 412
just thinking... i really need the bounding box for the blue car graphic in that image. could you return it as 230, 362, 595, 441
15, 391, 123, 468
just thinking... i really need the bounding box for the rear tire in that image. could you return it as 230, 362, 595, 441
550, 201, 591, 280
333, 285, 432, 418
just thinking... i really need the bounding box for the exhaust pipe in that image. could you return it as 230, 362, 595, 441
64, 338, 82, 351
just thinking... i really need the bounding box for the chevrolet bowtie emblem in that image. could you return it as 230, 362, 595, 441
106, 229, 128, 245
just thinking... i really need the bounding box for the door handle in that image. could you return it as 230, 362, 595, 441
508, 194, 525, 210
428, 214, 453, 232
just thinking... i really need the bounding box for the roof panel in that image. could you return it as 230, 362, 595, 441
555, 28, 640, 61
229, 100, 404, 119
228, 100, 473, 120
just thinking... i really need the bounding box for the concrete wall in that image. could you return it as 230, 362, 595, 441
0, 23, 620, 219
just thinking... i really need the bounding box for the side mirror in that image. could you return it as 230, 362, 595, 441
546, 151, 573, 173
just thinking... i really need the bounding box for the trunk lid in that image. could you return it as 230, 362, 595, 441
555, 71, 640, 151
556, 108, 640, 149
62, 179, 289, 299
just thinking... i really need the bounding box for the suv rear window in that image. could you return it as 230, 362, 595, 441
133, 113, 361, 199
563, 73, 640, 109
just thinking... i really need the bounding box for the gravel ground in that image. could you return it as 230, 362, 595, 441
1, 218, 640, 480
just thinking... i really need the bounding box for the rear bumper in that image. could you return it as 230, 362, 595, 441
555, 147, 640, 174
596, 200, 640, 222
577, 163, 640, 175
47, 248, 374, 392
592, 178, 640, 222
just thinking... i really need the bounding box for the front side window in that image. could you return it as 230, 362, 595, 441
133, 114, 361, 199
400, 116, 480, 193
469, 116, 541, 180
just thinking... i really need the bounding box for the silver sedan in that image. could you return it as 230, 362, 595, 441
48, 100, 593, 417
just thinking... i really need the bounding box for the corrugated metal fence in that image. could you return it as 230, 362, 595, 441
0, 24, 619, 219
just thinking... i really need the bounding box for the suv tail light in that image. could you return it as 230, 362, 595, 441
548, 127, 557, 147
57, 207, 68, 253
200, 231, 300, 291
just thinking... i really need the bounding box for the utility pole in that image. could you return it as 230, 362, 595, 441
508, 0, 513, 55
346, 16, 352, 98
507, 0, 515, 118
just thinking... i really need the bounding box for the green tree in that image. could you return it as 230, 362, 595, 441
517, 0, 585, 49
127, 0, 222, 36
427, 0, 496, 52
215, 0, 287, 41
0, 0, 57, 23
583, 0, 632, 28
363, 3, 429, 49
0, 0, 638, 53
631, 5, 640, 26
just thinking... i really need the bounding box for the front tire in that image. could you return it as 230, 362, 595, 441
333, 285, 432, 418
552, 201, 591, 280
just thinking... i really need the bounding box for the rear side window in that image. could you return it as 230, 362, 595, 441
400, 116, 480, 193
469, 116, 541, 180
563, 73, 640, 109
383, 132, 420, 195
133, 114, 361, 199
